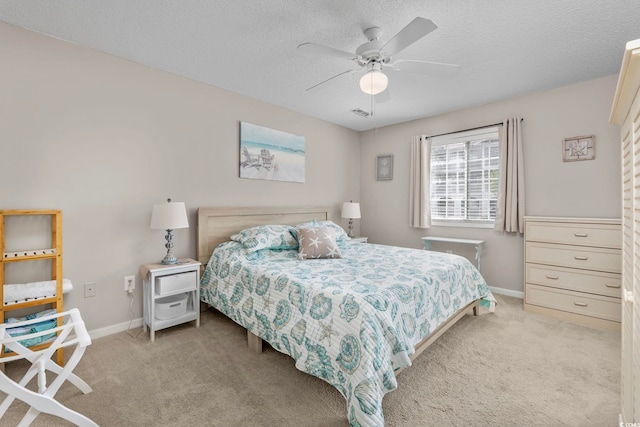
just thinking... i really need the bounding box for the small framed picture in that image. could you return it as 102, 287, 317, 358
563, 135, 595, 162
376, 155, 393, 180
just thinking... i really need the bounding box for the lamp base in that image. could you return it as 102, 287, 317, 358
160, 254, 179, 265
348, 219, 355, 238
160, 229, 178, 264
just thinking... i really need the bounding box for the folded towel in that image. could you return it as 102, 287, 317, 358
31, 320, 57, 333
4, 279, 73, 304
5, 308, 59, 348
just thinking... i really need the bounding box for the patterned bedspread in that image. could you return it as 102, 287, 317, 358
200, 241, 495, 426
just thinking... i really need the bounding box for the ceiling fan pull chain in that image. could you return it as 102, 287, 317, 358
371, 93, 377, 131
371, 93, 374, 118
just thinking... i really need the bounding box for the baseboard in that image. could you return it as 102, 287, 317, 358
88, 317, 143, 340
489, 285, 524, 299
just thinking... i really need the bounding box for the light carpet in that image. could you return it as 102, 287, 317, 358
1, 294, 620, 426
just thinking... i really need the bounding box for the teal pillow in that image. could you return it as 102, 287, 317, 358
231, 225, 298, 254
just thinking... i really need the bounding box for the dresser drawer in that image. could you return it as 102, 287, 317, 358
525, 221, 620, 249
525, 263, 621, 298
525, 284, 621, 322
525, 242, 621, 273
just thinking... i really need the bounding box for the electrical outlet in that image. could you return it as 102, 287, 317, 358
84, 282, 96, 298
124, 275, 135, 292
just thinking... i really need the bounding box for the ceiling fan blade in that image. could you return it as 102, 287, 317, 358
297, 42, 356, 60
305, 69, 360, 91
391, 59, 460, 75
380, 17, 438, 57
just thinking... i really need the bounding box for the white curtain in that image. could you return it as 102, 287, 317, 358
494, 117, 525, 233
409, 135, 431, 228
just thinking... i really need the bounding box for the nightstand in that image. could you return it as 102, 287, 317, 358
141, 258, 201, 342
350, 237, 368, 243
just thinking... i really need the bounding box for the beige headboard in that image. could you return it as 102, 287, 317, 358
196, 206, 331, 266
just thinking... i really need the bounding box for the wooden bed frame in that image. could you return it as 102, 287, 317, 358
197, 206, 479, 372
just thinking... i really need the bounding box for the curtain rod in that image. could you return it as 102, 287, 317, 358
427, 118, 524, 139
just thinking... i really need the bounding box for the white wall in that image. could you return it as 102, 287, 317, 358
0, 23, 361, 331
359, 75, 621, 293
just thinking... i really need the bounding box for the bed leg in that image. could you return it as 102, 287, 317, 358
247, 330, 263, 353
472, 302, 479, 316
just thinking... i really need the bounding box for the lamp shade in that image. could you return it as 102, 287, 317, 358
341, 202, 361, 219
359, 70, 388, 95
150, 201, 189, 230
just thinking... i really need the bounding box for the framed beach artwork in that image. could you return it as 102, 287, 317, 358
562, 135, 595, 162
239, 122, 305, 183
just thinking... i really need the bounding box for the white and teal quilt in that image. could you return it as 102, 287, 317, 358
200, 241, 495, 426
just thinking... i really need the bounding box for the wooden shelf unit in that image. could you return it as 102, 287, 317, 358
0, 209, 64, 365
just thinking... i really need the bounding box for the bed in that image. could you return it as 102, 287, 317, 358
197, 206, 495, 426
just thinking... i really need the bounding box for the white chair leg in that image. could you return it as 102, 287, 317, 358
40, 347, 92, 395
15, 385, 98, 427
0, 309, 97, 426
0, 372, 97, 427
0, 364, 40, 418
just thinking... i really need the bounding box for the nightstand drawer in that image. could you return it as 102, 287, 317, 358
525, 264, 621, 298
525, 284, 621, 322
525, 221, 620, 249
155, 271, 196, 295
525, 242, 621, 273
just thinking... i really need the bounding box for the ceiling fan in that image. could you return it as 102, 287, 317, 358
297, 17, 459, 95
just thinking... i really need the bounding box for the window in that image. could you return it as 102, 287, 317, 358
430, 127, 500, 226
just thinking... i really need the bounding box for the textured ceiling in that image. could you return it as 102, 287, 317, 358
1, 0, 639, 131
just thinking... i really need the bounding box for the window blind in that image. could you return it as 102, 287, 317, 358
430, 128, 499, 223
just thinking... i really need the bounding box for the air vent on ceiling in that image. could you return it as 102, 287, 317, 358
351, 108, 370, 118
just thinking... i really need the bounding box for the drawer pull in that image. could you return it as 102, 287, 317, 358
574, 233, 589, 237
605, 283, 621, 288
545, 275, 559, 280
573, 301, 588, 307
573, 256, 588, 261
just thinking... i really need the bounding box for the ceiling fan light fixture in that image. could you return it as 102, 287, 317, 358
359, 70, 388, 95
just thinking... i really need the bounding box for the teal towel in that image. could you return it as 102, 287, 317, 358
5, 309, 59, 348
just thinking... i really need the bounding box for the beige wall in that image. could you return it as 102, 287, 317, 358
0, 23, 360, 332
1, 21, 622, 331
359, 75, 621, 293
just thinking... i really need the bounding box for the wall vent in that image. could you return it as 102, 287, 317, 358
351, 109, 370, 118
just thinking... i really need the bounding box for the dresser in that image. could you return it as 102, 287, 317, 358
523, 216, 621, 330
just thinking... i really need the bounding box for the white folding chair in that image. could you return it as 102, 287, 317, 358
0, 308, 98, 426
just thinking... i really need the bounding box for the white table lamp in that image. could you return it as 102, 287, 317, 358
341, 201, 361, 238
150, 199, 189, 265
